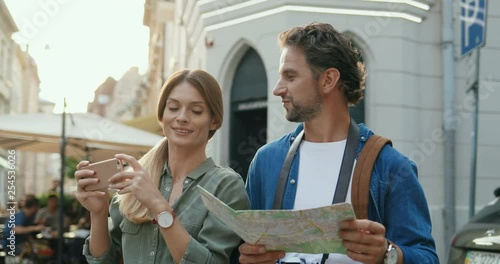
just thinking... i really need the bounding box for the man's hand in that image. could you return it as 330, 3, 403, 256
32, 224, 46, 233
238, 243, 285, 264
338, 219, 388, 264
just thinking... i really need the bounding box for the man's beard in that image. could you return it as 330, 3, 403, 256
285, 88, 322, 122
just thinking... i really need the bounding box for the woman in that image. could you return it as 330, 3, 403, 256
75, 69, 250, 263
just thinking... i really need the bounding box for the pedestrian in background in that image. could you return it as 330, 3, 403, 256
35, 194, 70, 237
3, 196, 45, 263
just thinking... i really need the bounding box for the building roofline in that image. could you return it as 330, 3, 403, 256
0, 0, 19, 32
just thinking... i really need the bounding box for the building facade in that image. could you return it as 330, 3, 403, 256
87, 76, 117, 117
143, 0, 500, 261
0, 0, 57, 202
0, 0, 17, 114
88, 67, 146, 121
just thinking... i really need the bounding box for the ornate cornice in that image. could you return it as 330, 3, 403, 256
197, 0, 435, 31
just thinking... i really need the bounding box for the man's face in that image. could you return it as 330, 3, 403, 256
25, 206, 39, 218
47, 197, 58, 209
273, 46, 322, 122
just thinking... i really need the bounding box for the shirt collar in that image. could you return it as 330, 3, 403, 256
290, 122, 372, 142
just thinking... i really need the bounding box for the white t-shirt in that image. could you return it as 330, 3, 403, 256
280, 140, 360, 264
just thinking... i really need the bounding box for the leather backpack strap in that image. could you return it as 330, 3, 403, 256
351, 135, 392, 219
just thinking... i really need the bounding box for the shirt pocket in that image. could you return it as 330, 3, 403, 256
119, 219, 141, 262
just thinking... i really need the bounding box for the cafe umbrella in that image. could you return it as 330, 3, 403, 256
0, 111, 163, 263
0, 112, 163, 161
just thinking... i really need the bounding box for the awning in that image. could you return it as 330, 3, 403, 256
0, 112, 164, 161
123, 114, 163, 136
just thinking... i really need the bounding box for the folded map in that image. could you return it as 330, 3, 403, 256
197, 185, 356, 254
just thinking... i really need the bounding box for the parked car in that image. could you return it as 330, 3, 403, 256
448, 188, 500, 263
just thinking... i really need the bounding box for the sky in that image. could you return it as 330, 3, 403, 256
4, 0, 149, 113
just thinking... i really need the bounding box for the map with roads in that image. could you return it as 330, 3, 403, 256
198, 186, 356, 254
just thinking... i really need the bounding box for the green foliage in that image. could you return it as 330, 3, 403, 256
65, 157, 79, 179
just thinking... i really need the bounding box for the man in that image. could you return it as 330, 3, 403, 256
35, 194, 70, 237
3, 196, 45, 262
238, 22, 438, 264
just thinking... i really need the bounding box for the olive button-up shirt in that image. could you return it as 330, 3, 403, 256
83, 158, 250, 264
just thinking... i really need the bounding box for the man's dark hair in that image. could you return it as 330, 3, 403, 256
47, 194, 58, 200
24, 196, 40, 209
278, 22, 366, 105
494, 187, 500, 198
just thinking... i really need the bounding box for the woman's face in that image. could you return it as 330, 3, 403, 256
161, 81, 217, 150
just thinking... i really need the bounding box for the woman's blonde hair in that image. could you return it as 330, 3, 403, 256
117, 69, 223, 223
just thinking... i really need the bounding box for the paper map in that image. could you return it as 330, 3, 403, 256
197, 186, 356, 254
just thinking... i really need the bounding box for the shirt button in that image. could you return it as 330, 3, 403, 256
361, 136, 366, 141
290, 179, 296, 184
184, 180, 189, 184
150, 251, 155, 256
165, 187, 171, 191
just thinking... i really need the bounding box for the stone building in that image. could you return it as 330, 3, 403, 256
0, 0, 57, 200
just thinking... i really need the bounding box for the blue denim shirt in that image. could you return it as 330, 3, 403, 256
246, 124, 439, 264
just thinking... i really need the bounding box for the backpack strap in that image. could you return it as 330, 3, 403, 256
351, 135, 392, 219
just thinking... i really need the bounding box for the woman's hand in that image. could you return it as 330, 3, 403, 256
74, 161, 110, 215
109, 154, 168, 213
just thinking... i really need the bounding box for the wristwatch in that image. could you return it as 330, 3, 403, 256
153, 209, 176, 228
384, 240, 398, 264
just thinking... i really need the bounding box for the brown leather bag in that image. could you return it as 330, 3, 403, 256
351, 135, 392, 219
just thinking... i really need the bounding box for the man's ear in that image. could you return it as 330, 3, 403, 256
320, 68, 341, 94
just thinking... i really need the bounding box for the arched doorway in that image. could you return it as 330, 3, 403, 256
229, 48, 267, 181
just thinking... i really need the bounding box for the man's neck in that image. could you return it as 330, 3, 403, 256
303, 114, 351, 143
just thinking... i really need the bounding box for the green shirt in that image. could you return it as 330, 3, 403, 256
83, 158, 250, 264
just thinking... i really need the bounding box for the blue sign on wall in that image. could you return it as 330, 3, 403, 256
460, 0, 487, 57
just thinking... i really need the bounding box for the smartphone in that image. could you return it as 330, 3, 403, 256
82, 158, 123, 191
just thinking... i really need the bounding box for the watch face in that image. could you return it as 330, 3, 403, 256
387, 248, 398, 264
158, 211, 174, 228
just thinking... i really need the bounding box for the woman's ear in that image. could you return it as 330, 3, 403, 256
320, 68, 341, 94
209, 117, 220, 130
